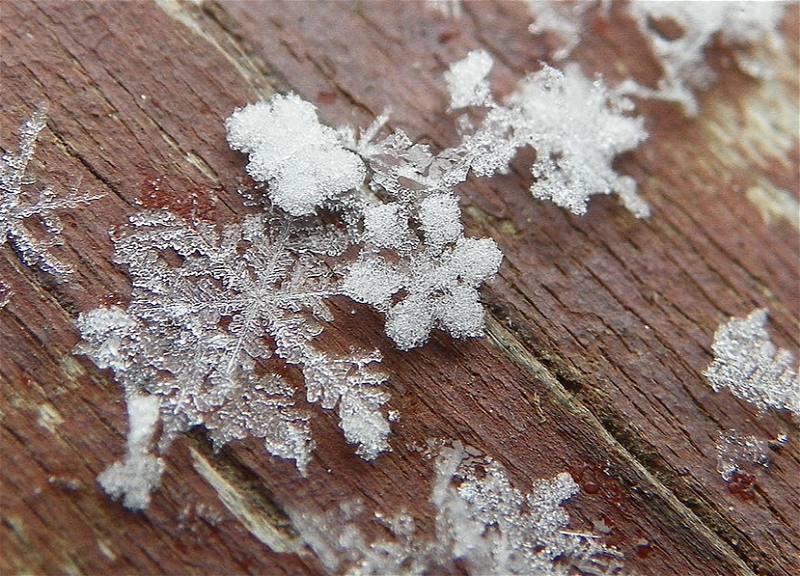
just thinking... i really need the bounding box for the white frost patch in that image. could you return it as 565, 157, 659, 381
715, 430, 770, 482
97, 394, 165, 511
704, 309, 799, 417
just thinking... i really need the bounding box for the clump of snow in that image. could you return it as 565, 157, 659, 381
704, 309, 799, 417
226, 94, 366, 216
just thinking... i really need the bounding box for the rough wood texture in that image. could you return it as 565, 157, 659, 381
2, 2, 798, 575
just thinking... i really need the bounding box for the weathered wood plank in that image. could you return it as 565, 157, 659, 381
1, 1, 797, 575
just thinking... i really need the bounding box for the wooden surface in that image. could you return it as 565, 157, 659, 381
1, 1, 798, 575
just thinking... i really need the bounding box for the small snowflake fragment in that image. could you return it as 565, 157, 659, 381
97, 394, 165, 511
704, 309, 799, 417
1, 106, 101, 278
715, 430, 770, 483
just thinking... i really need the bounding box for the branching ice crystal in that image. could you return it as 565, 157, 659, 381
77, 209, 393, 507
1, 106, 101, 278
704, 309, 799, 417
289, 442, 626, 575
445, 51, 650, 218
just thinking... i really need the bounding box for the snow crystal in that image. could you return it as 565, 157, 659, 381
704, 309, 799, 417
77, 208, 394, 507
288, 442, 625, 575
97, 394, 165, 511
445, 51, 649, 218
226, 94, 366, 216
1, 106, 102, 278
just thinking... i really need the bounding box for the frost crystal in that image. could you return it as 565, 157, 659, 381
0, 281, 11, 309
715, 430, 770, 483
226, 94, 366, 216
289, 442, 625, 575
77, 209, 393, 506
622, 1, 786, 115
97, 394, 165, 511
1, 107, 101, 278
445, 51, 649, 218
704, 309, 799, 417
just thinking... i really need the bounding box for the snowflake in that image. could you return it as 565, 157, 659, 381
704, 309, 799, 417
445, 51, 650, 218
1, 106, 101, 277
288, 442, 626, 575
77, 209, 392, 507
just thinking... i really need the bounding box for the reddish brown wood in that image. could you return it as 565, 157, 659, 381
2, 2, 797, 575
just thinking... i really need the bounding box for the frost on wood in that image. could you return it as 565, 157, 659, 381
704, 309, 799, 417
445, 51, 649, 218
1, 106, 101, 278
97, 394, 165, 511
226, 94, 366, 216
290, 442, 625, 575
622, 1, 786, 115
715, 430, 770, 483
77, 209, 393, 506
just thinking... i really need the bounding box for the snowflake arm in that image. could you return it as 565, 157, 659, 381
1, 107, 102, 277
97, 394, 165, 511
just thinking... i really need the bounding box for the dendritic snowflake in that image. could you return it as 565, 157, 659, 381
444, 51, 650, 218
704, 309, 799, 418
76, 209, 391, 508
1, 106, 101, 278
289, 442, 626, 575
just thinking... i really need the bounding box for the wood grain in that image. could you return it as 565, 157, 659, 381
2, 2, 797, 575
